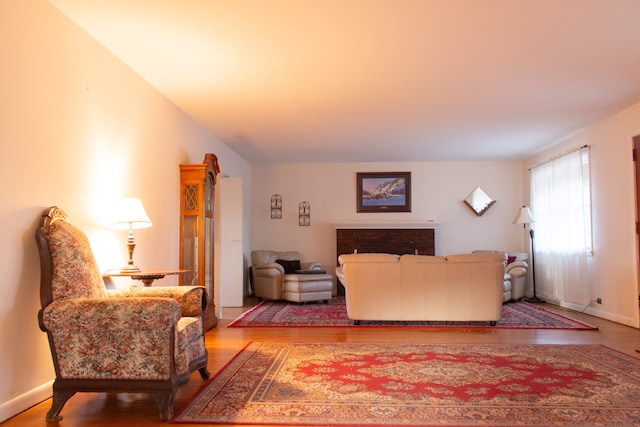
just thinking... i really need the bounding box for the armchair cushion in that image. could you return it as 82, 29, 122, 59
130, 285, 206, 317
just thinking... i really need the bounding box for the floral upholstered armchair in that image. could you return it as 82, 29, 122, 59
35, 207, 210, 421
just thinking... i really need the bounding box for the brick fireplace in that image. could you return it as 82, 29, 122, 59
334, 221, 437, 261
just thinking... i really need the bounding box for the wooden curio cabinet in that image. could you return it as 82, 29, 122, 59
179, 153, 220, 330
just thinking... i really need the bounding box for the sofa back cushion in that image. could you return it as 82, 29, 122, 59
338, 253, 399, 265
251, 250, 277, 265
446, 252, 506, 263
399, 254, 446, 263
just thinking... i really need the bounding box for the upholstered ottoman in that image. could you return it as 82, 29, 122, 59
283, 272, 333, 303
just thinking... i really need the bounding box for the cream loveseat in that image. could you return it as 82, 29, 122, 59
336, 252, 506, 325
474, 250, 529, 301
251, 250, 333, 303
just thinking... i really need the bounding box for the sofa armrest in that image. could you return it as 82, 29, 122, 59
40, 298, 181, 380
41, 297, 181, 332
129, 285, 206, 317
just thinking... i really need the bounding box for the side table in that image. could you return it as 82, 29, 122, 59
103, 269, 190, 287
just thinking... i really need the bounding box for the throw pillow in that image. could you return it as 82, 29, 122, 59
507, 256, 517, 265
275, 259, 301, 274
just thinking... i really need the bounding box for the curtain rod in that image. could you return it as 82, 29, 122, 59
528, 144, 590, 171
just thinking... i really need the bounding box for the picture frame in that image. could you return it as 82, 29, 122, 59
357, 172, 411, 213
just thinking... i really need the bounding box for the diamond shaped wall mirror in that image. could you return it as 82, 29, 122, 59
463, 187, 496, 217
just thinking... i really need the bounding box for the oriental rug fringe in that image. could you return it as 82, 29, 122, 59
172, 342, 640, 426
227, 297, 596, 329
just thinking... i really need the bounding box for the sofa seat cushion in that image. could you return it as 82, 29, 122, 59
283, 273, 333, 303
284, 273, 332, 282
283, 277, 333, 293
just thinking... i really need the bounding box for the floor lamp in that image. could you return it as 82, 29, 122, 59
513, 206, 543, 303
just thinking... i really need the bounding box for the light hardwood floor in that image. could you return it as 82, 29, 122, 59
4, 300, 640, 426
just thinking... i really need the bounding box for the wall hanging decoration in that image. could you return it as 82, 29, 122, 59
463, 187, 496, 216
357, 172, 411, 213
270, 194, 282, 219
299, 201, 310, 226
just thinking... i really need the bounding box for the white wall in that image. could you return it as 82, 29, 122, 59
250, 161, 526, 277
0, 1, 250, 421
523, 102, 640, 328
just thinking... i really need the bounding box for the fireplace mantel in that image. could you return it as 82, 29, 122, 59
333, 220, 438, 229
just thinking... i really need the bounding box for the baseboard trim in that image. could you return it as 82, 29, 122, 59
0, 380, 52, 423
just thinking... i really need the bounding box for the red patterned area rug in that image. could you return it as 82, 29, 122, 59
172, 342, 640, 426
227, 297, 596, 329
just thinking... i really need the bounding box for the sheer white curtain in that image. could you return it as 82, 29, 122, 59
530, 147, 591, 306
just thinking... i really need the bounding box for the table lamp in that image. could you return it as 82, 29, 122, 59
112, 197, 152, 272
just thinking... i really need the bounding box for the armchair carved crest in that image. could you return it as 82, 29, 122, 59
35, 206, 210, 421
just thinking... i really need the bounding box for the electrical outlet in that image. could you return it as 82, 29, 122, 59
596, 298, 602, 304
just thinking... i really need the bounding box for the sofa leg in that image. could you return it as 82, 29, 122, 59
153, 391, 175, 421
45, 390, 75, 422
199, 367, 211, 380
354, 320, 360, 325
490, 321, 497, 326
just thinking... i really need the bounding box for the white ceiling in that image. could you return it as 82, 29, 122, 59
49, 0, 640, 163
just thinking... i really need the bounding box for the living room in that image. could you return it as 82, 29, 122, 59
2, 1, 640, 424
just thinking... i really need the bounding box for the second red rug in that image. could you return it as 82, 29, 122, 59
228, 297, 596, 329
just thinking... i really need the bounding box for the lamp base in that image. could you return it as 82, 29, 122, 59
526, 296, 544, 303
121, 264, 141, 273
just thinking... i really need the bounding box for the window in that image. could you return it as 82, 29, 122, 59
530, 146, 592, 305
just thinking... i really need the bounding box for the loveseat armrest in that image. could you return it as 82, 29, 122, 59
129, 286, 206, 317
301, 261, 322, 270
506, 261, 528, 278
253, 262, 285, 275
40, 297, 181, 332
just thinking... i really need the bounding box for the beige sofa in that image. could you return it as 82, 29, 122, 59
336, 252, 506, 325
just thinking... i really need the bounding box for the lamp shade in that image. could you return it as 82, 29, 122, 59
513, 206, 535, 225
112, 197, 152, 230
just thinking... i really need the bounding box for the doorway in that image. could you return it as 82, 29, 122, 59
634, 135, 640, 308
